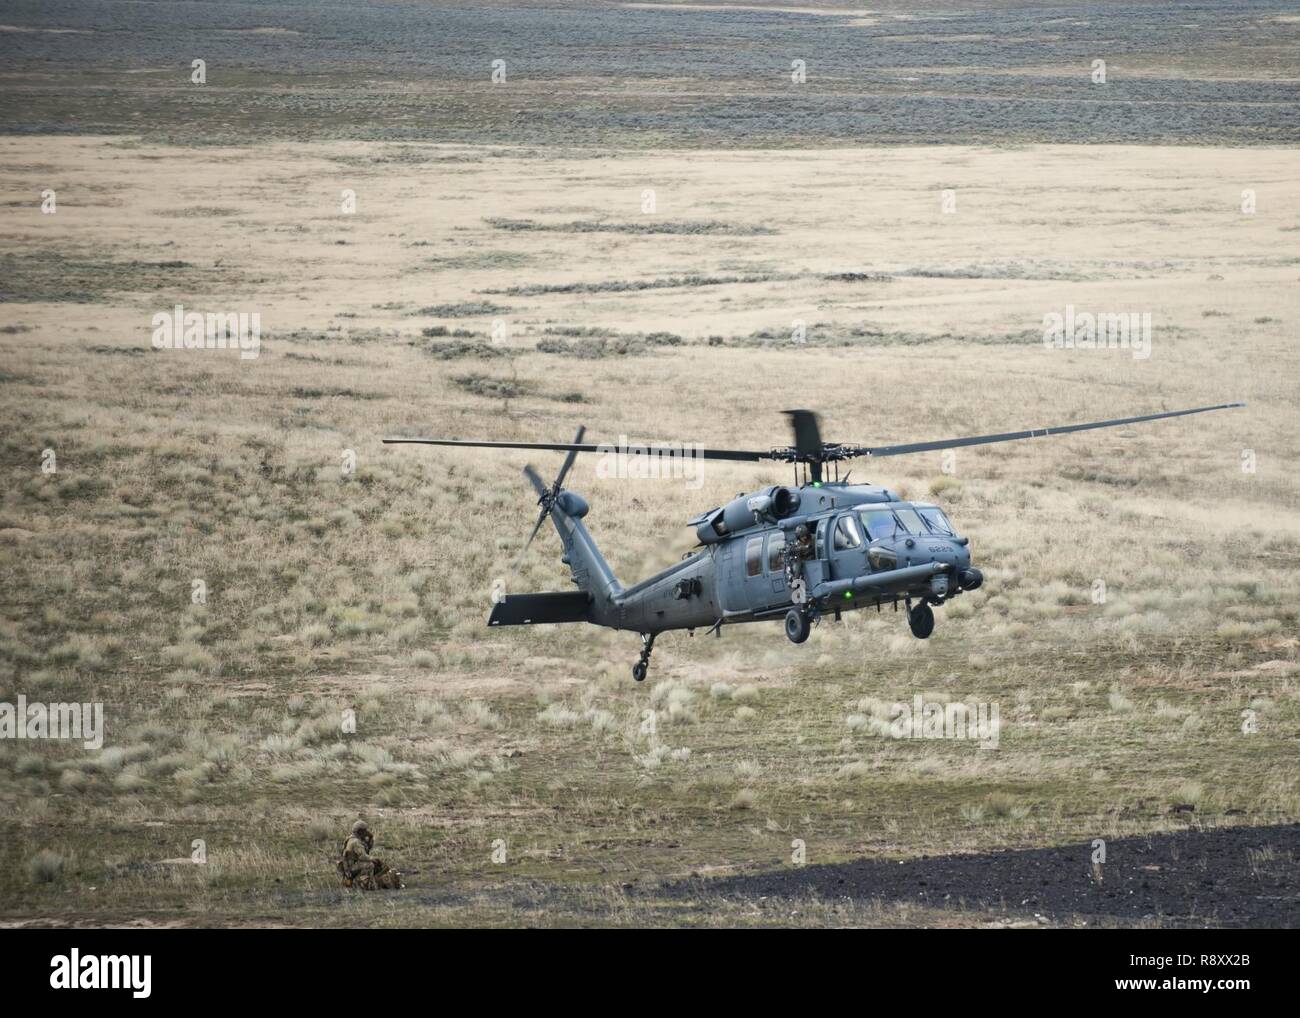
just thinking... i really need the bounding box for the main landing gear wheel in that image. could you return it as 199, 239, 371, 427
908, 601, 935, 639
632, 632, 655, 681
785, 609, 811, 645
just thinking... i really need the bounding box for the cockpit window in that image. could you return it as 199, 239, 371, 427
917, 507, 954, 536
833, 515, 864, 550
860, 509, 897, 541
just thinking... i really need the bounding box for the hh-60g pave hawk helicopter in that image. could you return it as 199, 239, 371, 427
385, 403, 1242, 681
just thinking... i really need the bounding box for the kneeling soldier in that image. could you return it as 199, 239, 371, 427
337, 820, 403, 890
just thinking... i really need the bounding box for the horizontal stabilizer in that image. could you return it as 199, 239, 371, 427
488, 591, 592, 626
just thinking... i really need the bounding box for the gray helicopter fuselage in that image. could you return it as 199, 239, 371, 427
399, 401, 1241, 679
565, 482, 978, 635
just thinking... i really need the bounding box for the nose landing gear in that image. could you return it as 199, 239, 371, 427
632, 632, 655, 681
907, 599, 935, 639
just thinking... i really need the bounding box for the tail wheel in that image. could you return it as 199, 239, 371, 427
908, 601, 935, 639
631, 632, 655, 682
784, 609, 811, 644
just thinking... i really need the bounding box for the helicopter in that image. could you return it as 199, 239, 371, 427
385, 402, 1243, 682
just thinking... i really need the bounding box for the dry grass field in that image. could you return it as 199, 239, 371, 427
1, 134, 1297, 926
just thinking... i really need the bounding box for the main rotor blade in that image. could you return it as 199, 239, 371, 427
783, 409, 823, 457
383, 436, 769, 462
553, 425, 586, 492
858, 402, 1245, 459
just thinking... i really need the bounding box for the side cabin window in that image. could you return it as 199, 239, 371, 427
745, 536, 764, 577
833, 514, 864, 551
767, 533, 785, 572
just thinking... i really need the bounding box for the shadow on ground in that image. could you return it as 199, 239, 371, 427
660, 823, 1300, 927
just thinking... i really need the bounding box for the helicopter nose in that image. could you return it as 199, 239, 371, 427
916, 539, 969, 599
927, 538, 969, 568
918, 539, 977, 598
948, 542, 982, 589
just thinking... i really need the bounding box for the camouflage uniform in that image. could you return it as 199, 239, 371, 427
338, 820, 402, 890
785, 523, 815, 590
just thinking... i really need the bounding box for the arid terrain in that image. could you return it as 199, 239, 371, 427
0, 1, 1297, 928
2, 0, 1299, 147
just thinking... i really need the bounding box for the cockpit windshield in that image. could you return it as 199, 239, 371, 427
916, 506, 955, 536
893, 507, 927, 534
861, 505, 957, 540
860, 509, 897, 541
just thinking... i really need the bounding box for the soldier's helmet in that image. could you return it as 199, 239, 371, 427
351, 820, 371, 838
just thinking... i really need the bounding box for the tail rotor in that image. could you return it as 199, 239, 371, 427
513, 425, 585, 572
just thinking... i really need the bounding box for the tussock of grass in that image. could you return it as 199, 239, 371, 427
26, 850, 67, 884
537, 703, 581, 727
462, 701, 502, 730
837, 760, 872, 779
